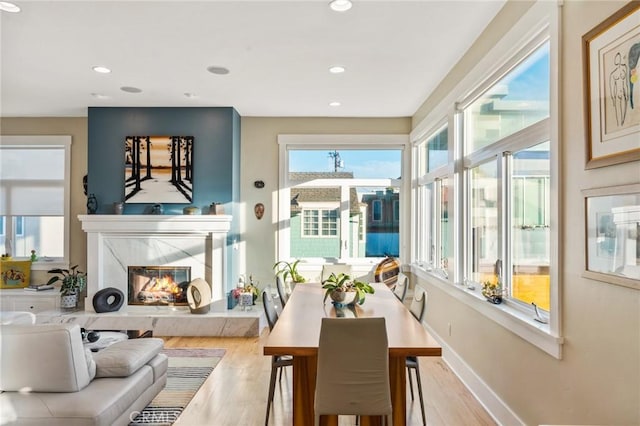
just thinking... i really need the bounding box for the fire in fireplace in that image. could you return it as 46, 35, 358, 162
128, 266, 191, 306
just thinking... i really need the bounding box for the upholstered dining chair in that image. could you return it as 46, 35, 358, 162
407, 289, 427, 426
320, 264, 353, 282
275, 275, 289, 308
262, 290, 293, 426
314, 317, 393, 426
393, 272, 409, 303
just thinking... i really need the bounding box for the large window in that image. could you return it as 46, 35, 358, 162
411, 13, 560, 357
0, 136, 71, 266
278, 135, 406, 265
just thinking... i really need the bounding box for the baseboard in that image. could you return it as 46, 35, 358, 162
423, 323, 525, 426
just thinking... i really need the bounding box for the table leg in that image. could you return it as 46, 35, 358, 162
292, 355, 317, 426
389, 355, 407, 426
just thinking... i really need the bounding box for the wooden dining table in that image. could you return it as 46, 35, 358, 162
263, 282, 442, 426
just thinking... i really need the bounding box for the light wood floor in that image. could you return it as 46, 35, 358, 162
164, 330, 496, 426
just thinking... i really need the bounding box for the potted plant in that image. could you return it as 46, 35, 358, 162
273, 259, 306, 284
47, 265, 86, 309
321, 272, 375, 306
481, 278, 503, 304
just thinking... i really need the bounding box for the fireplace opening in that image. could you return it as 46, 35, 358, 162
128, 266, 191, 306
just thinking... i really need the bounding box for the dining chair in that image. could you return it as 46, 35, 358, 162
320, 264, 353, 282
261, 290, 293, 426
314, 317, 393, 426
392, 272, 408, 303
275, 275, 289, 308
406, 289, 427, 426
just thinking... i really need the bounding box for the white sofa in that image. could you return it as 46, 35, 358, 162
0, 323, 167, 426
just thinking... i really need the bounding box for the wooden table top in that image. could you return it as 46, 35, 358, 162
263, 282, 442, 357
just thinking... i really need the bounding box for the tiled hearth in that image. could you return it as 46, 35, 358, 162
43, 215, 266, 337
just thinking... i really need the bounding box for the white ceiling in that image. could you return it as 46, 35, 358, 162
0, 0, 506, 118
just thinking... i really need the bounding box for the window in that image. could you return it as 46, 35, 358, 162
278, 135, 407, 266
0, 136, 71, 267
411, 3, 560, 358
302, 209, 338, 237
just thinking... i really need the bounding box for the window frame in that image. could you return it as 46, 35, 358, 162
278, 134, 409, 273
0, 135, 71, 270
410, 1, 562, 359
301, 208, 339, 238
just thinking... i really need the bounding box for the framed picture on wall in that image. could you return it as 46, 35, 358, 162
583, 183, 640, 290
124, 136, 194, 203
583, 2, 640, 169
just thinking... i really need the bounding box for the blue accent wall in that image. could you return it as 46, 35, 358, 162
87, 107, 240, 214
87, 106, 241, 292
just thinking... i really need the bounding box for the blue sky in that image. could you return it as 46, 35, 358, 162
289, 149, 402, 179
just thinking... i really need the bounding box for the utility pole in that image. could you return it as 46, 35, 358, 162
328, 150, 344, 172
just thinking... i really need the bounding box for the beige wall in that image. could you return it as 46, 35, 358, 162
411, 1, 640, 424
1, 118, 88, 285
239, 117, 411, 287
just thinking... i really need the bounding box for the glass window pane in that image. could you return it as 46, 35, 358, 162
469, 161, 499, 283
427, 126, 449, 172
289, 149, 401, 179
10, 216, 64, 258
440, 178, 453, 278
425, 182, 435, 267
465, 42, 550, 153
360, 187, 400, 257
511, 141, 551, 310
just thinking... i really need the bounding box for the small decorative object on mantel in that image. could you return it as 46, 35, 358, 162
87, 193, 98, 214
150, 203, 163, 215
183, 206, 200, 215
321, 272, 375, 307
113, 202, 124, 215
481, 278, 503, 304
208, 202, 224, 215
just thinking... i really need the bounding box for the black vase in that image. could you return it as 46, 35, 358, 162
87, 193, 98, 214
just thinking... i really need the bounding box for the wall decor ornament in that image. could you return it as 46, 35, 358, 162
124, 135, 194, 203
254, 202, 265, 220
583, 2, 640, 169
582, 183, 640, 290
87, 193, 98, 214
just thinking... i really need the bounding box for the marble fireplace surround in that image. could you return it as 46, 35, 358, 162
78, 214, 232, 314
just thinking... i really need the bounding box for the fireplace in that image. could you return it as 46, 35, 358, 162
128, 266, 191, 306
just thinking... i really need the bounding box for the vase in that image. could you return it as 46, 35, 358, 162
329, 290, 357, 306
61, 293, 78, 309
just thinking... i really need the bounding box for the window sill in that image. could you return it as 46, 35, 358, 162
6, 258, 68, 272
412, 264, 563, 359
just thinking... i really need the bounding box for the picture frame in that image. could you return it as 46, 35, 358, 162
0, 260, 32, 289
583, 2, 640, 169
583, 183, 640, 290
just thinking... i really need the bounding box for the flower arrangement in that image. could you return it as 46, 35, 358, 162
321, 272, 375, 306
481, 278, 503, 304
231, 275, 259, 305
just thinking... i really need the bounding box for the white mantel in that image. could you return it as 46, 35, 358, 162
78, 214, 232, 313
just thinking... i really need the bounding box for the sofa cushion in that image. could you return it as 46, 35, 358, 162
92, 338, 163, 378
0, 324, 94, 392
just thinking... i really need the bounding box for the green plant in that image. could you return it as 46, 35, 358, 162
273, 259, 306, 283
47, 265, 86, 296
321, 272, 375, 305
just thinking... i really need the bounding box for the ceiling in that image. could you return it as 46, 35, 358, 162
0, 0, 506, 118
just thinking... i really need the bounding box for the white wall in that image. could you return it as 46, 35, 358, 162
412, 1, 640, 424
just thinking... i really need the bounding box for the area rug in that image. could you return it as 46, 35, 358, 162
129, 348, 226, 426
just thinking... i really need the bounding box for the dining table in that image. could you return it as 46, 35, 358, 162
263, 281, 442, 426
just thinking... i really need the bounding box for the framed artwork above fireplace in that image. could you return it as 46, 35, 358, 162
124, 135, 194, 204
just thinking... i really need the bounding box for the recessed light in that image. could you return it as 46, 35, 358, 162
120, 86, 142, 93
329, 66, 345, 74
184, 93, 197, 98
207, 66, 230, 75
329, 0, 352, 12
91, 93, 109, 99
0, 2, 20, 13
92, 66, 111, 74
329, 101, 341, 107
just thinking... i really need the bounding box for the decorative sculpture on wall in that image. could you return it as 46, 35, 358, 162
254, 203, 265, 220
124, 136, 194, 204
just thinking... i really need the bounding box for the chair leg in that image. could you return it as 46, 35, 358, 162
407, 365, 415, 401
414, 361, 426, 426
265, 364, 278, 426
